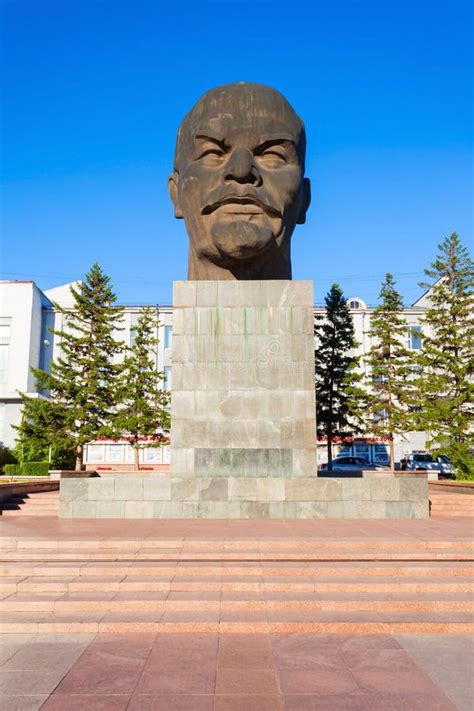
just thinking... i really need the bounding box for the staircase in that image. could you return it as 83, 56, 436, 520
0, 490, 60, 517
0, 535, 472, 635
430, 487, 474, 518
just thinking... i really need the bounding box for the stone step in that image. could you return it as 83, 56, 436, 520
1, 591, 472, 613
0, 609, 472, 635
2, 560, 473, 578
5, 496, 59, 503
430, 497, 474, 503
429, 492, 474, 518
4, 574, 472, 595
3, 537, 472, 550
4, 501, 59, 507
1, 549, 473, 562
1, 491, 59, 516
0, 492, 60, 517
431, 507, 474, 513
431, 500, 474, 503
431, 497, 474, 509
1, 509, 58, 518
2, 503, 59, 509
2, 503, 59, 510
9, 491, 59, 501
430, 500, 474, 505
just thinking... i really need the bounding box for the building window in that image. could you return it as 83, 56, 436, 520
164, 366, 171, 390
144, 447, 162, 463
407, 326, 422, 350
349, 300, 361, 309
106, 444, 124, 463
164, 325, 173, 349
354, 444, 370, 459
0, 344, 8, 387
86, 444, 104, 463
130, 328, 136, 347
373, 444, 389, 463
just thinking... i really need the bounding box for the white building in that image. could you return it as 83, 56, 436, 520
0, 280, 429, 466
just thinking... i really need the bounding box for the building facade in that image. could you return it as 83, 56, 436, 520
0, 280, 429, 466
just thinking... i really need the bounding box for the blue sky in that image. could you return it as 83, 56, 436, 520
1, 0, 472, 306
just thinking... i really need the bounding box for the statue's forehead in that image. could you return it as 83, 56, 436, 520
191, 89, 301, 130
193, 113, 301, 141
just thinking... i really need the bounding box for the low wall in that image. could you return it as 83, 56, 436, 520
59, 475, 428, 519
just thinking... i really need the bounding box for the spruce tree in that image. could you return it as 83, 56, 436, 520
365, 273, 415, 470
315, 283, 365, 469
415, 233, 474, 477
18, 263, 124, 470
114, 308, 170, 470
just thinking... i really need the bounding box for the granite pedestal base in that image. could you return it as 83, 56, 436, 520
59, 474, 429, 518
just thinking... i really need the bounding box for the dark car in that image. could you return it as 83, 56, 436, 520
319, 456, 389, 472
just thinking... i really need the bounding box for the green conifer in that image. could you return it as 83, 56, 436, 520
114, 308, 170, 470
365, 273, 415, 470
415, 233, 474, 477
315, 284, 366, 469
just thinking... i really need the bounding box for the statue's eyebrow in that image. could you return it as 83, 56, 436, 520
254, 135, 296, 152
194, 133, 226, 148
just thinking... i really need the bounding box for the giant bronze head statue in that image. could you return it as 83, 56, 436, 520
169, 82, 311, 280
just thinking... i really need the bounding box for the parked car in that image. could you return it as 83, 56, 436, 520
402, 452, 455, 479
319, 456, 390, 472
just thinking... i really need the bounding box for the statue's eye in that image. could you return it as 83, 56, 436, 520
258, 150, 287, 168
198, 149, 226, 166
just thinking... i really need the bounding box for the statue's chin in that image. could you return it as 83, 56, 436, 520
211, 221, 275, 263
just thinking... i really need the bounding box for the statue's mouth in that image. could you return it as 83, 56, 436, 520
202, 195, 280, 218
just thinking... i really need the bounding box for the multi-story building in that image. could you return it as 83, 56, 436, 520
0, 279, 430, 467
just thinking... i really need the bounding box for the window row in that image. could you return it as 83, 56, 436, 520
85, 443, 171, 464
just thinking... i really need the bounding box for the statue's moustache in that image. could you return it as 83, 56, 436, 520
201, 191, 281, 218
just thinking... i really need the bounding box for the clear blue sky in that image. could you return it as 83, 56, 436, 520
1, 0, 472, 306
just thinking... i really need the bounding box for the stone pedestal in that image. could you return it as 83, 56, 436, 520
170, 281, 316, 500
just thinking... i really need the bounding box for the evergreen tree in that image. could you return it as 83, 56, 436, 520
15, 394, 75, 468
18, 263, 124, 470
315, 283, 366, 469
114, 308, 170, 470
365, 273, 415, 470
414, 233, 474, 477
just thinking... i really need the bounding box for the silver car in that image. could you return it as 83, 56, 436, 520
404, 453, 454, 478
319, 456, 390, 472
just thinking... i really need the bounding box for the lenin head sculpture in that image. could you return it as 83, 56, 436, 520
168, 82, 311, 280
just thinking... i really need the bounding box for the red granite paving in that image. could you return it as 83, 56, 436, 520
1, 516, 473, 539
35, 632, 462, 710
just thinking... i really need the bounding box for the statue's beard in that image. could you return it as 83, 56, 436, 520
210, 220, 276, 264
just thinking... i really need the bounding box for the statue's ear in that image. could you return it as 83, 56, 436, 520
296, 177, 311, 224
168, 171, 183, 219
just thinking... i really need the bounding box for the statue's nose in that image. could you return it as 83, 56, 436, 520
225, 147, 261, 185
